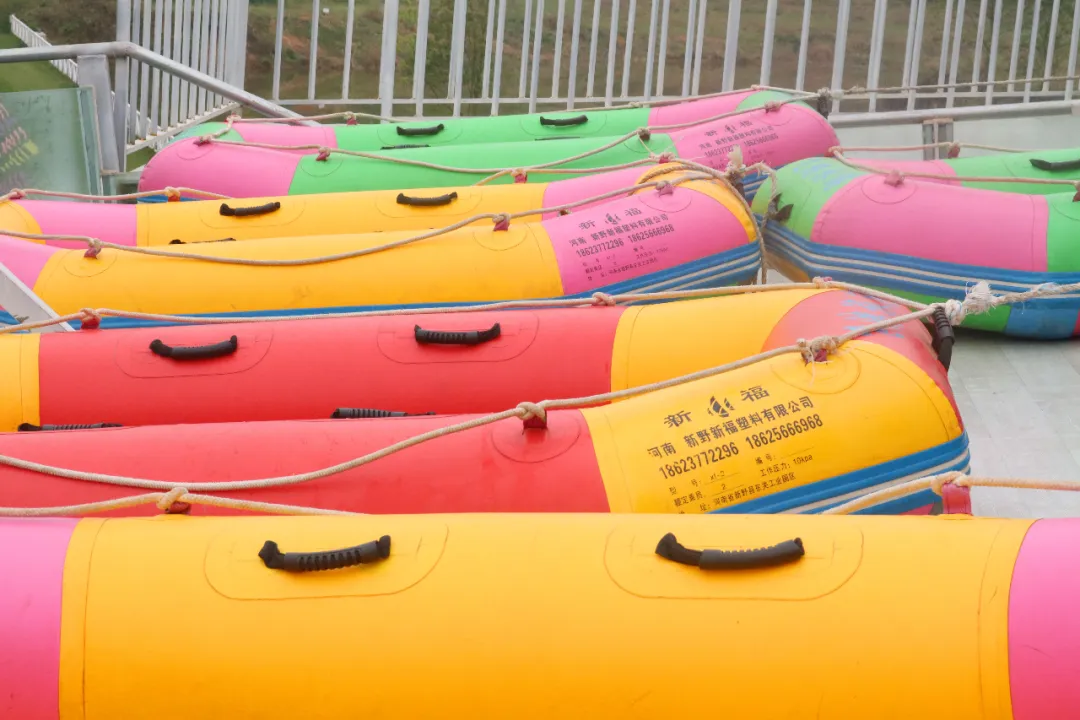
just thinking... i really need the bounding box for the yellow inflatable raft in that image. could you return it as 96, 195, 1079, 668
4, 512, 1077, 719
2, 178, 758, 320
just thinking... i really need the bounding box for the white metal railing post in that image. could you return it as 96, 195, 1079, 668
308, 0, 321, 100
271, 0, 284, 100
449, 0, 468, 117
343, 0, 356, 100
412, 0, 430, 115
114, 0, 132, 168
760, 0, 778, 87
721, 0, 741, 91
1067, 0, 1080, 101
378, 0, 400, 119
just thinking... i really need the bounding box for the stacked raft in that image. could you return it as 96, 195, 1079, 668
9, 91, 1080, 719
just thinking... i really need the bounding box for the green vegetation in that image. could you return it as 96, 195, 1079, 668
0, 31, 74, 93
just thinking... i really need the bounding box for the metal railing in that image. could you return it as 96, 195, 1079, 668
8, 15, 79, 82
265, 0, 1080, 118
114, 0, 250, 151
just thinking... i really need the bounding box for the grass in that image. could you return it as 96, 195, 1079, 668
0, 30, 75, 93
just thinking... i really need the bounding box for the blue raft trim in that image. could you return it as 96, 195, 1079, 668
1, 242, 760, 329
763, 219, 1080, 339
710, 433, 971, 515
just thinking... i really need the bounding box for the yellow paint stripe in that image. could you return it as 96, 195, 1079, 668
59, 518, 105, 720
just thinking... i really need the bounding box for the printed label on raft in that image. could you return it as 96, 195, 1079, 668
567, 209, 674, 285
693, 119, 778, 167
643, 385, 822, 513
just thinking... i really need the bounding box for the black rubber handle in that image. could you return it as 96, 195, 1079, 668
540, 114, 588, 127
396, 191, 458, 207
331, 408, 437, 419
219, 201, 281, 217
259, 535, 391, 572
1029, 157, 1080, 172
149, 335, 238, 360
655, 532, 805, 570
396, 123, 445, 137
380, 143, 430, 150
414, 322, 501, 345
18, 422, 122, 431
928, 306, 955, 371
169, 237, 236, 245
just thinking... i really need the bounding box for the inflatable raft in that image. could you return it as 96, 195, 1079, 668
1, 178, 759, 323
0, 288, 956, 428
3, 513, 1076, 719
1, 165, 709, 248
848, 146, 1080, 195
754, 158, 1080, 339
174, 89, 816, 150
139, 96, 838, 199
0, 289, 964, 516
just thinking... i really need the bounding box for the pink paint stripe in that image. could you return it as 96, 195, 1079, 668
0, 234, 60, 289
0, 518, 78, 720
139, 138, 301, 198
18, 200, 137, 248
1009, 518, 1080, 720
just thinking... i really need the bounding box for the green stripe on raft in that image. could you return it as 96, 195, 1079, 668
175, 89, 806, 151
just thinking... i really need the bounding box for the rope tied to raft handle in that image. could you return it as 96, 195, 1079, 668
149, 335, 239, 360
414, 323, 501, 346
259, 535, 391, 572
219, 201, 281, 217
654, 533, 805, 570
539, 114, 588, 127
395, 191, 458, 207
396, 123, 444, 137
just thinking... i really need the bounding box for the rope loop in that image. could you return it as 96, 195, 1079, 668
83, 238, 103, 259
194, 135, 213, 146
655, 180, 674, 196
156, 486, 192, 514
591, 292, 617, 306
947, 142, 962, 158
656, 151, 676, 164
883, 170, 905, 187
79, 307, 103, 330
929, 471, 967, 496
637, 127, 652, 142
511, 168, 528, 184
811, 276, 833, 289
3, 188, 25, 201
163, 186, 181, 202
492, 213, 511, 231
517, 401, 548, 429
1073, 181, 1080, 202
344, 112, 358, 126
315, 147, 332, 162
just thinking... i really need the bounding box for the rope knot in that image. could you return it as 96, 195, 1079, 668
1073, 181, 1080, 202
763, 100, 781, 113
157, 486, 192, 514
929, 471, 967, 496
815, 88, 833, 118
797, 335, 839, 364
492, 213, 511, 231
79, 307, 102, 330
655, 180, 674, 196
344, 112, 358, 126
656, 151, 675, 164
637, 128, 652, 141
511, 168, 528, 184
883, 170, 905, 187
194, 135, 213, 146
315, 147, 332, 162
518, 401, 548, 430
591, 291, 617, 306
950, 280, 996, 324
164, 186, 181, 202
946, 142, 961, 159
826, 145, 840, 158
811, 276, 833, 288
4, 188, 25, 201
226, 112, 242, 123
83, 238, 103, 259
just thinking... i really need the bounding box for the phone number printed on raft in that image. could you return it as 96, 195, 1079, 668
568, 209, 675, 283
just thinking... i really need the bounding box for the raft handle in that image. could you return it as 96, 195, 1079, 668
536, 136, 581, 141
655, 532, 804, 570
18, 422, 122, 431
1028, 157, 1080, 172
168, 237, 236, 245
928, 306, 955, 371
219, 201, 281, 217
414, 322, 501, 346
380, 143, 430, 150
540, 114, 588, 127
149, 335, 239, 360
396, 191, 459, 207
331, 408, 437, 419
259, 535, 391, 573
396, 123, 445, 137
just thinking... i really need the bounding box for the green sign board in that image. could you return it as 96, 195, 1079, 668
0, 86, 102, 196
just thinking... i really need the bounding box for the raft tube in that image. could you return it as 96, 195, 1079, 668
2, 166, 714, 249
753, 157, 1080, 339
851, 146, 1080, 195
174, 89, 813, 151
0, 289, 964, 516
0, 289, 956, 429
0, 179, 760, 324
3, 513, 1076, 719
139, 95, 838, 200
